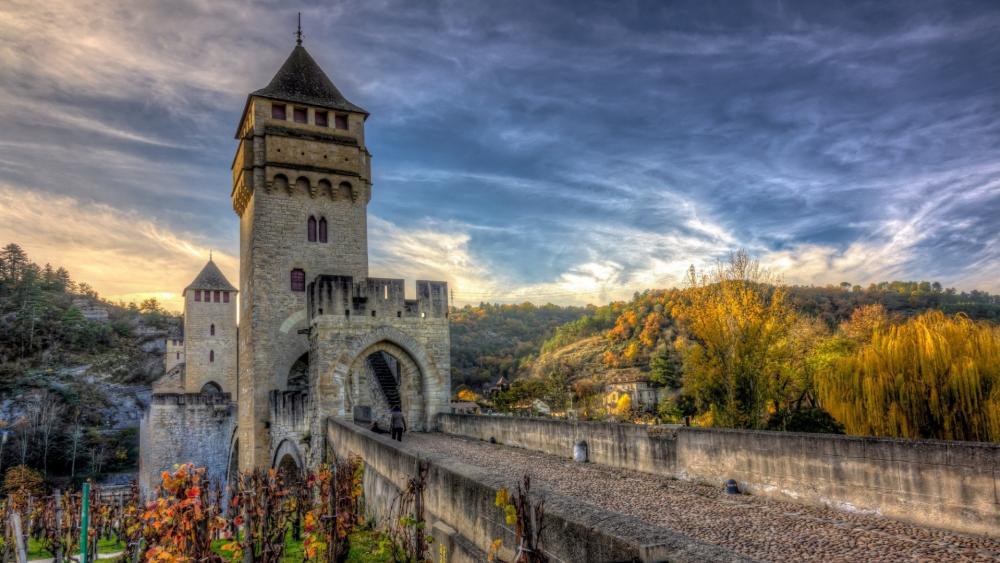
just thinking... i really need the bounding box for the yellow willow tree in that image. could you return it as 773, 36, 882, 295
817, 311, 1000, 441
673, 250, 797, 429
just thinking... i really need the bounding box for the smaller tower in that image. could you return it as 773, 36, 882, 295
182, 259, 238, 394
165, 334, 185, 373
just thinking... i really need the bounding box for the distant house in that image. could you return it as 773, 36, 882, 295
604, 369, 665, 412
487, 375, 510, 397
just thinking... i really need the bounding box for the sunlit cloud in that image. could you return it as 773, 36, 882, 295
0, 184, 236, 312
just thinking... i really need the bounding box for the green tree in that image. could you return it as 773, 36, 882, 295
649, 346, 682, 389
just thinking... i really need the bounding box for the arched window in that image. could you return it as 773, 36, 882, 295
201, 381, 222, 395
290, 269, 305, 292
318, 217, 328, 243
307, 216, 317, 242
210, 323, 215, 336
209, 350, 215, 362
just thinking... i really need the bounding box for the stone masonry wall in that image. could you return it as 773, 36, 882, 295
438, 414, 1000, 537
270, 390, 311, 467
138, 393, 235, 498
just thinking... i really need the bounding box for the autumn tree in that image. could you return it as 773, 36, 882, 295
3, 464, 44, 509
817, 311, 1000, 441
673, 250, 797, 429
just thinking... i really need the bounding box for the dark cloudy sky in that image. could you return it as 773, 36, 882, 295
1, 0, 998, 309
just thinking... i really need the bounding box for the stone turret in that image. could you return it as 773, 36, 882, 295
181, 258, 238, 394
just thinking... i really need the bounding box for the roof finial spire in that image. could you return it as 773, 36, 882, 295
209, 249, 213, 261
296, 12, 303, 46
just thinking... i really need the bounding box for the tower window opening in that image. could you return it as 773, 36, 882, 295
397, 311, 402, 318
210, 323, 215, 336
371, 310, 376, 317
194, 290, 201, 302
318, 217, 328, 243
176, 352, 180, 360
210, 350, 215, 362
335, 113, 348, 129
307, 216, 317, 242
271, 103, 286, 120
223, 291, 230, 303
315, 110, 328, 127
291, 269, 306, 292
294, 107, 307, 123
214, 290, 221, 302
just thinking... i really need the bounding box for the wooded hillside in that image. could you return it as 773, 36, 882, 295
0, 243, 178, 484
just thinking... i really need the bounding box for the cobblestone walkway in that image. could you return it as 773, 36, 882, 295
404, 433, 1000, 562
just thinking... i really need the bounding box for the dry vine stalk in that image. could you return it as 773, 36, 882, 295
302, 454, 363, 562
229, 468, 296, 563
141, 464, 226, 562
379, 462, 432, 563
490, 475, 547, 563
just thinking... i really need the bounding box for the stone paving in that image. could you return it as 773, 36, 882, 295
404, 433, 1000, 562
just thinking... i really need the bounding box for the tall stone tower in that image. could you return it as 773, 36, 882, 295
231, 37, 373, 468
181, 259, 238, 394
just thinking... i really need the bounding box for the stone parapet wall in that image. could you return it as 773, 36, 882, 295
437, 414, 1000, 537
437, 414, 677, 476
325, 417, 743, 563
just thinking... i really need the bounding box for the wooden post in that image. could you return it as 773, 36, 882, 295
10, 510, 28, 563
54, 489, 64, 563
242, 487, 254, 563
80, 482, 90, 563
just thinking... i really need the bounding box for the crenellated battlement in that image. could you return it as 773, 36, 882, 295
307, 275, 448, 321
150, 392, 233, 406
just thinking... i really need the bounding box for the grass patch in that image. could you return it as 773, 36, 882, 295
28, 536, 125, 561
346, 528, 394, 563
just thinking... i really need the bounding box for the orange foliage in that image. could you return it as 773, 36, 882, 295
456, 388, 480, 402
639, 312, 663, 347
142, 464, 226, 562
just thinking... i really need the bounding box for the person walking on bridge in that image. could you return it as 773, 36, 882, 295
390, 406, 406, 442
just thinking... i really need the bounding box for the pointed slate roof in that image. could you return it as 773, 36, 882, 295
184, 259, 237, 295
252, 45, 368, 115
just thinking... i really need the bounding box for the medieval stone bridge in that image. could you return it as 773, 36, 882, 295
326, 414, 1000, 563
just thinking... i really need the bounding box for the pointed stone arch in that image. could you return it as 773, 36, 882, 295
318, 179, 333, 199
271, 438, 304, 474
270, 174, 289, 194
337, 181, 353, 201
295, 176, 311, 197
314, 326, 439, 435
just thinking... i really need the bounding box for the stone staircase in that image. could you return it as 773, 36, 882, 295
368, 352, 401, 410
